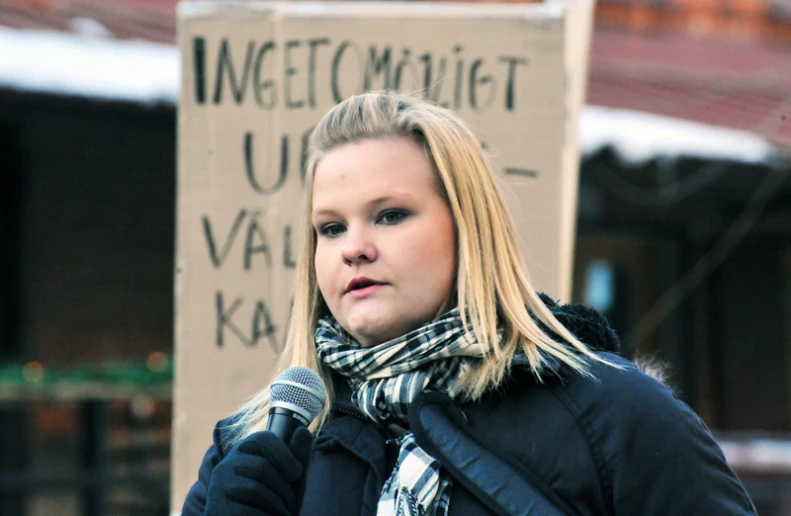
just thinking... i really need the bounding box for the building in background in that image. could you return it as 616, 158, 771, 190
579, 3, 791, 511
0, 0, 790, 514
1, 2, 178, 515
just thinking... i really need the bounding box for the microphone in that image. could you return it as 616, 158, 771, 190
267, 366, 327, 442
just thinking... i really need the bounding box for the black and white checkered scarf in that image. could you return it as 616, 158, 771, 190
315, 308, 485, 516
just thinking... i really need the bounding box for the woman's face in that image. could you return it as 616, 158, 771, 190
312, 136, 456, 347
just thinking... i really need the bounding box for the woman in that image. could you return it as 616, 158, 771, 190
182, 91, 756, 516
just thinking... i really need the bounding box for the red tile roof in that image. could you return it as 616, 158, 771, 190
1, 0, 177, 43
588, 28, 791, 148
2, 2, 790, 148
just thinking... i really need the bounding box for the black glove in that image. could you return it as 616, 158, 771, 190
205, 426, 313, 516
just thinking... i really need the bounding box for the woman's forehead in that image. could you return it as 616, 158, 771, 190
311, 139, 439, 205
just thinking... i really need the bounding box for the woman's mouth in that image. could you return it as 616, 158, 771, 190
347, 284, 384, 299
346, 277, 386, 299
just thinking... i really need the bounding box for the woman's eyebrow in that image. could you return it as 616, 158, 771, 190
311, 207, 341, 219
367, 193, 416, 207
313, 193, 417, 218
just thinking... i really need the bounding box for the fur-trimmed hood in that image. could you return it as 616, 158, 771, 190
540, 293, 621, 353
540, 293, 670, 387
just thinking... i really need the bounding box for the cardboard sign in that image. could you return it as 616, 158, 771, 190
551, 0, 595, 300
172, 1, 592, 511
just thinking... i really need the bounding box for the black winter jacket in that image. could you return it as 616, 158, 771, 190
181, 298, 756, 515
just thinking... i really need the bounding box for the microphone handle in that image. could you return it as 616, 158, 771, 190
266, 406, 307, 442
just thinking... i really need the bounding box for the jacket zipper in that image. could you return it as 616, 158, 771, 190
332, 405, 369, 421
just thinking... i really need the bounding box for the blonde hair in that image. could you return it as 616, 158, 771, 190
233, 91, 612, 439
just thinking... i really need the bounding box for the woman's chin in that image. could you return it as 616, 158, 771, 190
345, 317, 400, 347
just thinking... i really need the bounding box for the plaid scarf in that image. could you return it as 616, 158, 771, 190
315, 308, 485, 516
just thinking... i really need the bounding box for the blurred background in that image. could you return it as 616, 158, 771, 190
1, 0, 790, 514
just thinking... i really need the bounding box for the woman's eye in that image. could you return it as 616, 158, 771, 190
378, 210, 408, 225
318, 223, 345, 238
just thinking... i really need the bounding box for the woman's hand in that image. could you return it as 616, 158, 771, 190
205, 426, 313, 516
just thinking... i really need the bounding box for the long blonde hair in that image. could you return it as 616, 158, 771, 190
233, 91, 612, 438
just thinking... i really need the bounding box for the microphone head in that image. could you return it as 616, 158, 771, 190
270, 366, 327, 425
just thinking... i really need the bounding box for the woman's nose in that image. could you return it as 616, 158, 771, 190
341, 227, 377, 265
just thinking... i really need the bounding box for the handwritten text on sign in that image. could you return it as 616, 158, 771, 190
192, 37, 528, 112
193, 35, 537, 353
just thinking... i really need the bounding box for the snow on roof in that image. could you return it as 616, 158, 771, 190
0, 25, 778, 165
717, 436, 791, 473
580, 105, 777, 165
0, 25, 178, 104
